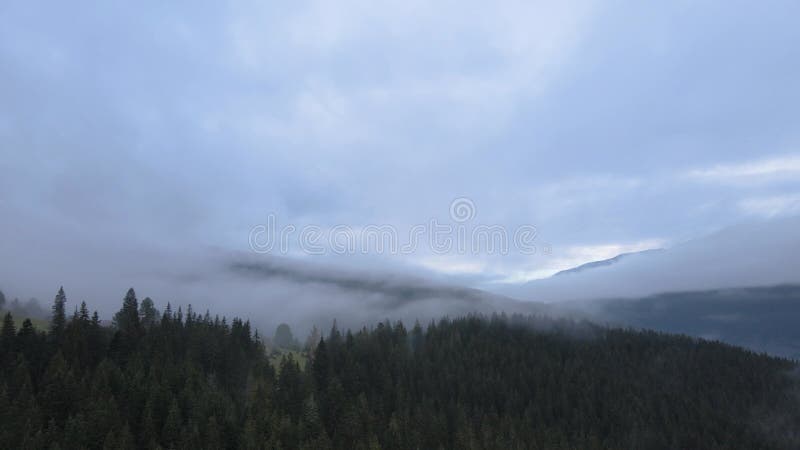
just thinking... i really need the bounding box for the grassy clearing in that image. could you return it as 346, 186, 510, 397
268, 348, 309, 371
1, 310, 49, 331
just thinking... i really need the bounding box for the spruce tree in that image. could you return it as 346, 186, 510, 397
313, 337, 329, 391
113, 288, 141, 335
78, 302, 90, 323
274, 323, 296, 349
1, 312, 16, 355
305, 325, 321, 351
139, 297, 158, 329
17, 319, 35, 341
162, 398, 182, 447
50, 287, 67, 342
15, 319, 38, 368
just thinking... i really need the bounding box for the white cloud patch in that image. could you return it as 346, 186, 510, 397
525, 175, 643, 219
687, 154, 800, 184
416, 256, 487, 276
498, 238, 665, 283
223, 0, 597, 151
739, 193, 800, 217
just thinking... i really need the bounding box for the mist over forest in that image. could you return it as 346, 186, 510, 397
3, 0, 800, 448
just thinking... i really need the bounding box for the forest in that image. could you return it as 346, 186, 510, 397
1, 287, 799, 449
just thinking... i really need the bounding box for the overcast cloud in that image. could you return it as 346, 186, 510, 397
2, 1, 800, 325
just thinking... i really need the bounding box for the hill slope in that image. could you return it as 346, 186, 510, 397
1, 288, 799, 449
588, 284, 800, 360
553, 249, 664, 277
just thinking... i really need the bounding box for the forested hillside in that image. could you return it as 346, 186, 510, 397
1, 288, 798, 449
595, 284, 800, 359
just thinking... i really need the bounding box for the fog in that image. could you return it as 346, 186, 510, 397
0, 208, 548, 335
2, 0, 800, 338
3, 211, 798, 338
497, 216, 800, 305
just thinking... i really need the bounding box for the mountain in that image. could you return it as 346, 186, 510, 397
2, 290, 799, 449
497, 216, 800, 303
228, 257, 558, 330
585, 284, 800, 360
553, 248, 664, 277
489, 217, 800, 359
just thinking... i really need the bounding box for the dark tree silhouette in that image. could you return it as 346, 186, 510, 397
113, 288, 141, 334
273, 323, 297, 349
50, 287, 67, 342
0, 286, 798, 449
138, 297, 158, 329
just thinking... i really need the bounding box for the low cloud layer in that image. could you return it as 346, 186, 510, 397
497, 216, 800, 303
2, 1, 800, 332
0, 213, 542, 335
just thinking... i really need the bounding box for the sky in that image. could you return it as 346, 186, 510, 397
1, 1, 800, 322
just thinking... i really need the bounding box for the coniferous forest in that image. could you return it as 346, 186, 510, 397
1, 287, 799, 449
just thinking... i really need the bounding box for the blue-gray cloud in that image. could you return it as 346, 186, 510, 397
1, 0, 800, 311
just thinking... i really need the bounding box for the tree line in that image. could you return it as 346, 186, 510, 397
1, 287, 799, 449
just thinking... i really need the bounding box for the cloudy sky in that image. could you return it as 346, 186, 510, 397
2, 0, 800, 311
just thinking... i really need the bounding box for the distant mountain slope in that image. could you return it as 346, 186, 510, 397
497, 216, 800, 302
587, 284, 800, 359
228, 257, 555, 331
3, 293, 799, 449
553, 248, 664, 277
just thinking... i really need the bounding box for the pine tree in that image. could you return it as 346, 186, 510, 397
313, 337, 329, 392
87, 311, 104, 365
39, 352, 76, 425
305, 325, 321, 352
163, 302, 173, 323
277, 355, 305, 420
185, 304, 194, 326
1, 312, 16, 354
78, 302, 90, 323
139, 297, 158, 329
274, 323, 296, 349
113, 288, 141, 334
162, 398, 182, 447
15, 319, 36, 360
50, 287, 67, 342
301, 395, 331, 448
